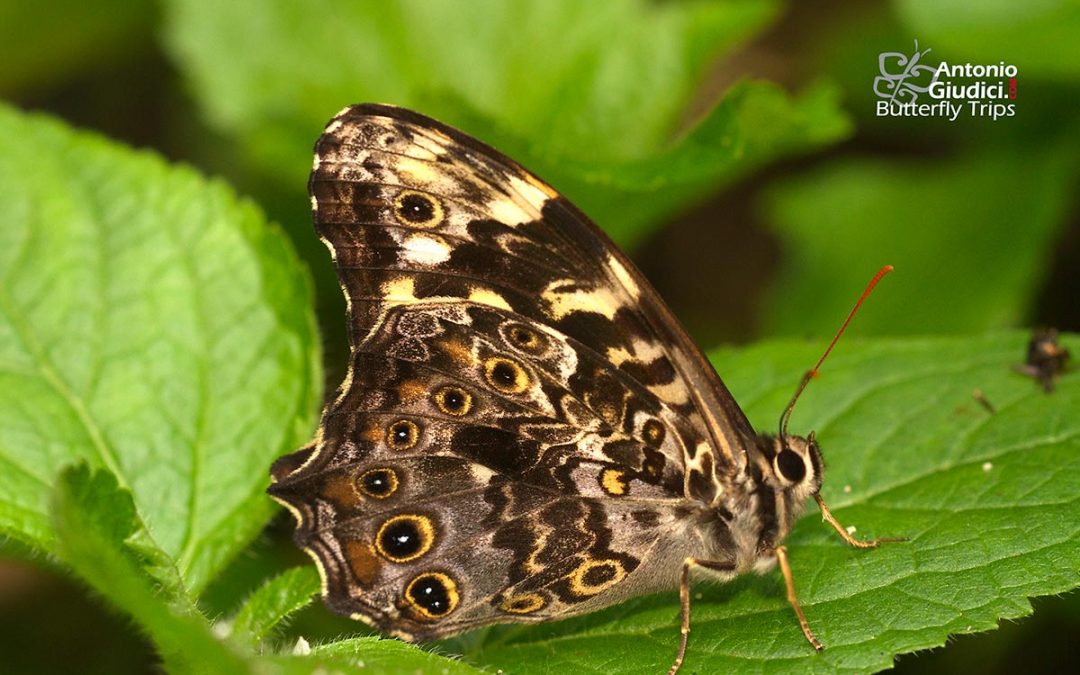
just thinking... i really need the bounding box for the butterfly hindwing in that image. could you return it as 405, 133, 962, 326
270, 301, 702, 637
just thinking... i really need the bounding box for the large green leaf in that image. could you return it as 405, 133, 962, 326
163, 0, 849, 245
166, 0, 778, 162
461, 332, 1079, 673
0, 104, 321, 593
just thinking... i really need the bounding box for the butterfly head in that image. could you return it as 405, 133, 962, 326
763, 431, 824, 503
737, 431, 826, 548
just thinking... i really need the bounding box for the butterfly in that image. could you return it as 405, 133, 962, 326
268, 103, 896, 673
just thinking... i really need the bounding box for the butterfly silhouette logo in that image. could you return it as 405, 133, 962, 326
874, 40, 939, 104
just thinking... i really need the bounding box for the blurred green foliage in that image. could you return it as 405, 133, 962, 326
0, 0, 156, 92
764, 146, 1076, 336
2, 0, 1078, 674
163, 0, 850, 246
897, 0, 1080, 78
759, 0, 1080, 339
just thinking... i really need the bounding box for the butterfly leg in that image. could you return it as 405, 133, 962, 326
775, 545, 823, 650
669, 557, 736, 675
776, 497, 907, 652
813, 493, 907, 548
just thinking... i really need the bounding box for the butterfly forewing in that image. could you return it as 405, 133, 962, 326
312, 105, 753, 466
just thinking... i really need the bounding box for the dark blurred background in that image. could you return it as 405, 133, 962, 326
2, 0, 1077, 672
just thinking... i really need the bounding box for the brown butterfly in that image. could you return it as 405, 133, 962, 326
268, 104, 898, 673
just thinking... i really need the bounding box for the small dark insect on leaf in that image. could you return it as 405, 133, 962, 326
1014, 327, 1071, 393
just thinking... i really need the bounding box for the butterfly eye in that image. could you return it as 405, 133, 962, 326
357, 468, 399, 499
375, 514, 436, 563
775, 448, 807, 484
434, 386, 473, 416
393, 189, 444, 228
404, 572, 459, 620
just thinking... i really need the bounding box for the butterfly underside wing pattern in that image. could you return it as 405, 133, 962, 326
269, 104, 887, 670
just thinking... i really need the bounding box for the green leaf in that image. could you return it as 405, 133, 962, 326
760, 146, 1077, 337
163, 0, 849, 245
229, 565, 322, 649
520, 79, 852, 247
897, 0, 1080, 79
51, 464, 250, 674
468, 332, 1079, 673
0, 103, 322, 594
312, 637, 486, 675
164, 0, 778, 161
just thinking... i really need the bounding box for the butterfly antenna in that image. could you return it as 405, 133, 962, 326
779, 265, 894, 444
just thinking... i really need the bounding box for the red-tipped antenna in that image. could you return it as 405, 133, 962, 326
779, 265, 894, 443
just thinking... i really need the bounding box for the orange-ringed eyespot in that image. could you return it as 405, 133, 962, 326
484, 357, 529, 394
404, 572, 458, 619
643, 419, 666, 447
434, 386, 472, 416
357, 468, 398, 499
505, 324, 545, 353
499, 592, 546, 614
375, 514, 435, 563
393, 190, 443, 227
568, 558, 627, 596
386, 419, 420, 450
